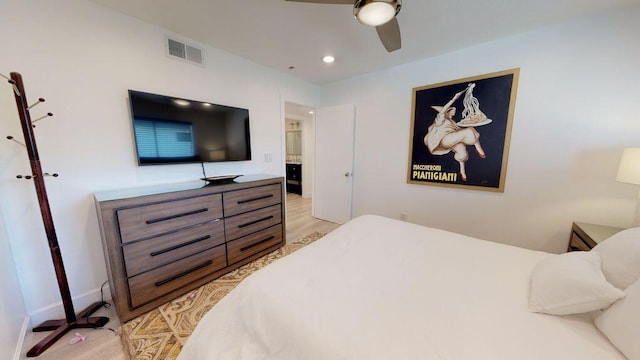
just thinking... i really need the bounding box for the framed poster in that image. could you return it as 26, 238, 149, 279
407, 68, 519, 192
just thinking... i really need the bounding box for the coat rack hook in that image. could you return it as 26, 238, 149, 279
10, 81, 21, 97
2, 73, 21, 97
32, 112, 53, 123
28, 97, 46, 110
6, 135, 26, 147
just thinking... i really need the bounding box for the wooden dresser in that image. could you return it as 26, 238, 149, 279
94, 175, 286, 322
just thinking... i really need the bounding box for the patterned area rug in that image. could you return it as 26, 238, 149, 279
118, 232, 324, 360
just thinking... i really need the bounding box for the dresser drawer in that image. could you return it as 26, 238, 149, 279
223, 184, 281, 217
286, 164, 301, 180
128, 245, 227, 308
122, 220, 225, 277
117, 194, 223, 243
224, 204, 282, 241
227, 225, 283, 265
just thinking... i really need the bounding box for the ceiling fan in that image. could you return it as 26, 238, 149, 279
286, 0, 402, 52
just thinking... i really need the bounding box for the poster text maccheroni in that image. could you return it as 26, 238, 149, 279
411, 164, 458, 182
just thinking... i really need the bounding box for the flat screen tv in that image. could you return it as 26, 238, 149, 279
128, 90, 252, 165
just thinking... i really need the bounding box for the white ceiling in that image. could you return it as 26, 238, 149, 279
90, 0, 637, 85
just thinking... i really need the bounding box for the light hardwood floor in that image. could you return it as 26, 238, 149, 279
20, 192, 339, 360
284, 192, 340, 243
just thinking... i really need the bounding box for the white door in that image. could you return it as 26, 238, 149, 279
313, 104, 355, 224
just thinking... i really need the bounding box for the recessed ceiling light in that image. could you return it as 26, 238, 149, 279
308, 111, 314, 114
173, 99, 190, 106
203, 102, 212, 107
322, 55, 335, 64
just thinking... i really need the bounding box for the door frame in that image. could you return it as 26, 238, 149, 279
281, 99, 355, 224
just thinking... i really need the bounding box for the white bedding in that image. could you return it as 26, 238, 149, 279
178, 215, 625, 360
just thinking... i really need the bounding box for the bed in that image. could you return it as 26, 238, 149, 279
178, 215, 639, 360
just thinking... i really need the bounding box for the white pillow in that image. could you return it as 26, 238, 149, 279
592, 226, 640, 290
595, 278, 640, 360
528, 251, 625, 315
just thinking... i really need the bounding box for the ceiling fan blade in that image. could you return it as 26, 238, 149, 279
375, 17, 401, 52
285, 0, 354, 4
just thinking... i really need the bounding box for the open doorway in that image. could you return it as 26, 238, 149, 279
283, 102, 343, 243
284, 102, 315, 242
284, 102, 314, 198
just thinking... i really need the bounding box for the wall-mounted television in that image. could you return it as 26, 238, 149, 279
128, 90, 252, 165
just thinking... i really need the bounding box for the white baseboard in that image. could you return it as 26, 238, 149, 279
28, 283, 111, 327
14, 315, 30, 360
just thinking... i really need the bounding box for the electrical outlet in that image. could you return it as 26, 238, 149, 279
264, 152, 273, 162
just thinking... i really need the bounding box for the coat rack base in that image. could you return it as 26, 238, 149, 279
26, 301, 109, 357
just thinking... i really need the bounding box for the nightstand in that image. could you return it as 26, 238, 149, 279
285, 163, 302, 195
568, 222, 624, 252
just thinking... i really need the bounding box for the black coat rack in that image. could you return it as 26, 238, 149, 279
3, 72, 108, 357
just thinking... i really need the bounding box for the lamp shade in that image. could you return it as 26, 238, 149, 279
616, 148, 640, 185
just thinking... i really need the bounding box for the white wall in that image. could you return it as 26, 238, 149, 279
0, 206, 28, 360
320, 4, 640, 253
0, 0, 320, 328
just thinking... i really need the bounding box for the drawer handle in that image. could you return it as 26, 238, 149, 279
150, 235, 212, 257
237, 194, 273, 204
240, 236, 276, 252
238, 215, 274, 228
145, 208, 208, 224
154, 260, 213, 287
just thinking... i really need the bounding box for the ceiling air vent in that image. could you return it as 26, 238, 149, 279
165, 36, 204, 66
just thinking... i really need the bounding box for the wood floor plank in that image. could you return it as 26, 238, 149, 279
285, 193, 340, 243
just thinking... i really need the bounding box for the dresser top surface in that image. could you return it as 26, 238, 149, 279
94, 174, 281, 202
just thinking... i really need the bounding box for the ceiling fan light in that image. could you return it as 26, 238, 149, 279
355, 1, 397, 27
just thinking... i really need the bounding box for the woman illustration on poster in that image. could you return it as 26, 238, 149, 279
424, 84, 486, 181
